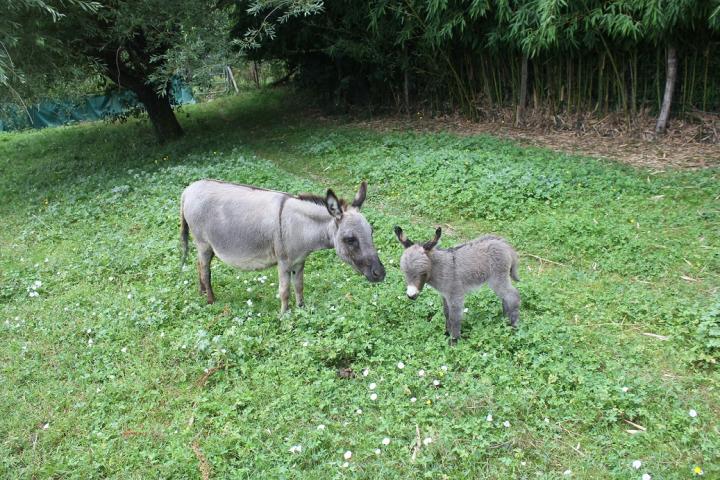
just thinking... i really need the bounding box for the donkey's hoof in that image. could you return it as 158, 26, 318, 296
449, 337, 459, 347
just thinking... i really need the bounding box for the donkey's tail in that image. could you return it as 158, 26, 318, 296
510, 252, 521, 282
180, 195, 189, 269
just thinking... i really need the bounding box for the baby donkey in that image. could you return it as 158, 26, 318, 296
394, 226, 521, 345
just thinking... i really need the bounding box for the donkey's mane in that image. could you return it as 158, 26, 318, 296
296, 193, 348, 209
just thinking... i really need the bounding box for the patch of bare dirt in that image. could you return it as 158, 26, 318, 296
348, 110, 720, 170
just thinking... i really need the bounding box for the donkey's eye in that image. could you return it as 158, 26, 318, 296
344, 236, 358, 246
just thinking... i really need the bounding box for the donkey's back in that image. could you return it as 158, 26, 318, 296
181, 179, 285, 270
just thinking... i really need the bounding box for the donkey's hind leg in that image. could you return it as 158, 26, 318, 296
197, 243, 216, 304
489, 276, 520, 327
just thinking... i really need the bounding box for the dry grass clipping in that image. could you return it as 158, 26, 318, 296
192, 440, 211, 480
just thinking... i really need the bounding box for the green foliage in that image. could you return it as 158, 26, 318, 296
234, 0, 720, 116
1, 91, 718, 477
694, 297, 720, 366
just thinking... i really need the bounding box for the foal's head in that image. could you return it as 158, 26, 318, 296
394, 226, 441, 300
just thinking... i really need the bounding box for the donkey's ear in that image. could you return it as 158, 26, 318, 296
423, 227, 442, 251
325, 189, 344, 220
351, 181, 367, 209
394, 226, 413, 249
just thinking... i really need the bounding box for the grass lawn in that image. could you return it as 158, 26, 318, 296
1, 90, 718, 479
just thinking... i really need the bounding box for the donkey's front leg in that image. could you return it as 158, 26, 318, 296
447, 297, 465, 346
442, 296, 450, 336
277, 262, 292, 315
292, 261, 305, 308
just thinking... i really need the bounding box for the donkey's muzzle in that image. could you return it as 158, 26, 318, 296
406, 285, 419, 300
365, 260, 386, 283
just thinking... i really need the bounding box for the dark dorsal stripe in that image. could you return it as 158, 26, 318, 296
295, 193, 348, 210
205, 179, 348, 209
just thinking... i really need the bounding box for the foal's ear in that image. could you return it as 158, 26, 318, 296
351, 181, 367, 209
423, 227, 442, 251
325, 189, 344, 220
394, 226, 413, 249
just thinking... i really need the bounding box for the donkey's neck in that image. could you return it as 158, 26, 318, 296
283, 199, 337, 256
427, 249, 456, 289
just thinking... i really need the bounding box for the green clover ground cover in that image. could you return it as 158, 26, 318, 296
1, 91, 718, 479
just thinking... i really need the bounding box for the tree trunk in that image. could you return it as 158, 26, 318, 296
515, 54, 529, 126
656, 44, 678, 134
101, 51, 184, 143
134, 84, 184, 143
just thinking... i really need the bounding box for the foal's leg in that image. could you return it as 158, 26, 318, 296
277, 261, 292, 315
488, 276, 521, 327
442, 296, 450, 336
197, 243, 215, 304
447, 297, 465, 346
292, 261, 306, 308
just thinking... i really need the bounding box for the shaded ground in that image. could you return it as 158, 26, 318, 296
345, 111, 720, 170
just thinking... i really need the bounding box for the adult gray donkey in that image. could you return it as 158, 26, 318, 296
180, 179, 385, 313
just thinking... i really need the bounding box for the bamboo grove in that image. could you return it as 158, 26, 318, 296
235, 0, 720, 133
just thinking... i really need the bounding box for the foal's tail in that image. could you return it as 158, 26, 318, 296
510, 252, 521, 282
180, 195, 189, 268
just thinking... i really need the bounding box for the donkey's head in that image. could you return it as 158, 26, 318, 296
394, 226, 441, 300
324, 182, 386, 283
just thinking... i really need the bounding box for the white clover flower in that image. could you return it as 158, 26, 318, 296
422, 437, 433, 446
302, 341, 309, 347
109, 276, 114, 281
344, 450, 352, 460
410, 397, 417, 403
689, 409, 698, 418
317, 424, 326, 431
418, 369, 425, 377
369, 383, 377, 390
160, 332, 165, 338
87, 328, 92, 334
88, 338, 94, 346
183, 280, 189, 285
33, 280, 42, 288
642, 474, 651, 480
382, 437, 390, 445
121, 347, 127, 353
544, 417, 550, 423
370, 393, 378, 401
342, 462, 349, 468
246, 287, 252, 292
632, 460, 642, 469
127, 293, 132, 299
433, 379, 440, 387
356, 408, 363, 415
503, 420, 511, 428
362, 368, 370, 377
246, 299, 253, 307
42, 423, 49, 430
221, 349, 227, 354
397, 361, 405, 369
622, 386, 629, 392
374, 448, 381, 455
486, 414, 493, 422
563, 469, 572, 476
29, 291, 39, 298
441, 365, 448, 371
463, 308, 468, 313
289, 445, 302, 454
